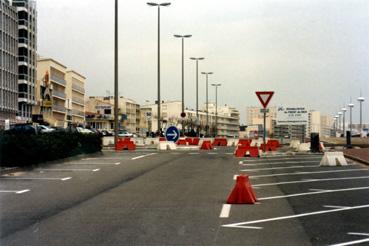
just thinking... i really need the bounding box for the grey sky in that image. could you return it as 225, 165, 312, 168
37, 0, 369, 123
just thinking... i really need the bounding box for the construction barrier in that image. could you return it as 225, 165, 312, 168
320, 152, 348, 166
213, 138, 227, 146
192, 137, 200, 146
238, 139, 251, 147
235, 145, 259, 158
157, 141, 177, 150
227, 175, 257, 204
185, 138, 193, 145
115, 138, 136, 151
298, 143, 310, 152
159, 137, 166, 142
177, 139, 187, 145
289, 140, 300, 149
200, 140, 213, 150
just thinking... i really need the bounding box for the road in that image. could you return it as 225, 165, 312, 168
1, 147, 369, 246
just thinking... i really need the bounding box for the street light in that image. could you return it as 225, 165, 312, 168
114, 0, 119, 149
147, 2, 171, 134
348, 101, 354, 134
334, 115, 339, 137
357, 95, 365, 132
174, 34, 192, 119
342, 106, 347, 137
201, 72, 213, 137
211, 83, 221, 137
190, 57, 205, 135
338, 111, 343, 136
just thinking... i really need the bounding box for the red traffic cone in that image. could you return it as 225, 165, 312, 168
227, 175, 257, 204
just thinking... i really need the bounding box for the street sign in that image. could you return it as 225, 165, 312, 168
180, 112, 186, 118
165, 126, 180, 142
259, 108, 270, 113
256, 91, 274, 109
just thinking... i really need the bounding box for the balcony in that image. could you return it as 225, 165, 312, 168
72, 109, 85, 117
50, 74, 66, 86
52, 90, 66, 100
18, 56, 28, 66
72, 96, 84, 106
18, 19, 28, 30
18, 38, 28, 48
72, 83, 85, 94
52, 104, 66, 113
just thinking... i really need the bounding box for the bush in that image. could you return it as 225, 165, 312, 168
0, 132, 102, 167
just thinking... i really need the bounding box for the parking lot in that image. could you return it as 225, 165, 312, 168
0, 148, 368, 245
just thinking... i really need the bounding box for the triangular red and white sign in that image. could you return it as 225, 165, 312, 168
256, 91, 274, 108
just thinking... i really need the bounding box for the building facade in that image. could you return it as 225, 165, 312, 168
0, 0, 18, 127
34, 58, 86, 127
13, 0, 37, 122
246, 106, 276, 135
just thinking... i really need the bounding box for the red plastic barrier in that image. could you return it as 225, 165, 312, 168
238, 139, 251, 147
159, 137, 166, 142
177, 139, 187, 145
185, 138, 193, 145
235, 145, 259, 158
116, 138, 136, 151
227, 175, 257, 204
192, 137, 200, 146
200, 140, 213, 150
213, 138, 227, 146
267, 140, 280, 149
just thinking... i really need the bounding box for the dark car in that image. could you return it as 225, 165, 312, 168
5, 124, 38, 135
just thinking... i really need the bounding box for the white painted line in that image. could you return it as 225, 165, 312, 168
241, 165, 316, 172
253, 176, 369, 187
241, 156, 322, 162
92, 168, 100, 172
309, 188, 327, 192
36, 168, 98, 172
0, 177, 71, 181
250, 168, 369, 179
324, 205, 350, 209
131, 153, 157, 160
61, 177, 72, 181
240, 160, 320, 166
329, 238, 369, 246
220, 204, 232, 218
16, 189, 30, 194
258, 186, 369, 201
115, 162, 121, 165
82, 157, 121, 161
222, 204, 369, 229
226, 152, 234, 155
347, 232, 369, 237
66, 163, 119, 165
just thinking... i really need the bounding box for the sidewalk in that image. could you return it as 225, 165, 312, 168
344, 148, 369, 165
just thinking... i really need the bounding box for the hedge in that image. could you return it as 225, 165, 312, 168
0, 132, 102, 167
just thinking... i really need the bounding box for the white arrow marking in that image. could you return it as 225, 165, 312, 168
167, 130, 178, 139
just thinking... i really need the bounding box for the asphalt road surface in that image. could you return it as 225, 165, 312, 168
1, 148, 369, 246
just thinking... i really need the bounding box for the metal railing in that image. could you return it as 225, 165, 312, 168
52, 90, 66, 99
72, 96, 84, 105
52, 104, 66, 113
72, 109, 85, 117
72, 83, 85, 93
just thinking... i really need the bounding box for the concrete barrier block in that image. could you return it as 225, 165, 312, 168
298, 143, 310, 152
289, 140, 300, 149
320, 152, 347, 166
157, 141, 177, 150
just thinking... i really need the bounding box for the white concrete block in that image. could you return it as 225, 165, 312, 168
157, 141, 177, 150
298, 143, 310, 152
320, 152, 347, 166
289, 140, 300, 149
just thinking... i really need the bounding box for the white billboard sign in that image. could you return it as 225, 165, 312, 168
276, 106, 308, 125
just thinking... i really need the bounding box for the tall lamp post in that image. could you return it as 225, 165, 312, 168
211, 83, 221, 137
190, 57, 204, 135
201, 72, 213, 136
147, 2, 171, 134
334, 115, 339, 137
338, 111, 343, 136
357, 95, 365, 132
114, 0, 119, 149
348, 101, 354, 134
342, 106, 347, 137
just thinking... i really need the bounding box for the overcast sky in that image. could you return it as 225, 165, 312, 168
37, 0, 369, 123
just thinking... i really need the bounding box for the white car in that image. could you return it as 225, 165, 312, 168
76, 127, 94, 134
118, 130, 137, 138
38, 125, 55, 133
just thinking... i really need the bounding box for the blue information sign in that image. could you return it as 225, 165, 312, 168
165, 126, 180, 142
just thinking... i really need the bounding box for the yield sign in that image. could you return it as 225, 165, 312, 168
256, 91, 274, 108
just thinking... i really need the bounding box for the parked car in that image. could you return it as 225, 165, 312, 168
5, 124, 38, 135
76, 127, 94, 134
118, 130, 137, 138
37, 125, 55, 133
100, 130, 113, 136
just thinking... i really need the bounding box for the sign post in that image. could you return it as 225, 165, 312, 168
255, 91, 274, 152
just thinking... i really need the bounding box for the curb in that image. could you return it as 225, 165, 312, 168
344, 154, 369, 166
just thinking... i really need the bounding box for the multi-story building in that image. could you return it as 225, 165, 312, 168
34, 58, 86, 127
85, 97, 114, 130
13, 0, 37, 122
142, 101, 240, 137
85, 96, 140, 133
0, 0, 18, 127
246, 106, 276, 135
272, 120, 307, 142
65, 70, 85, 125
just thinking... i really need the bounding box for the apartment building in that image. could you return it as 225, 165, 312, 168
65, 70, 85, 125
0, 0, 18, 127
85, 96, 140, 133
13, 0, 37, 122
34, 58, 86, 127
246, 106, 276, 135
85, 97, 114, 130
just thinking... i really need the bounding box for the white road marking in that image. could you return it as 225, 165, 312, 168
347, 232, 369, 237
258, 186, 369, 200
226, 153, 234, 155
222, 204, 369, 229
0, 189, 30, 194
66, 163, 119, 165
241, 165, 317, 172
309, 188, 327, 192
240, 160, 321, 166
114, 162, 121, 165
329, 237, 369, 246
253, 176, 369, 187
36, 168, 98, 172
82, 157, 121, 161
241, 156, 322, 162
0, 177, 72, 181
92, 168, 100, 172
324, 205, 351, 209
219, 204, 232, 218
131, 153, 157, 160
250, 168, 369, 179
189, 152, 199, 155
